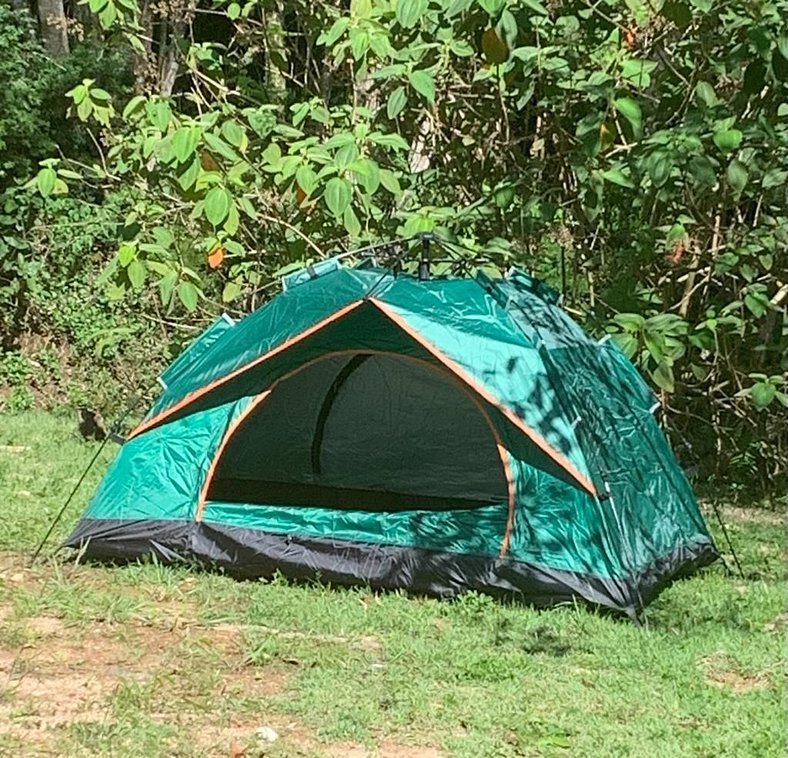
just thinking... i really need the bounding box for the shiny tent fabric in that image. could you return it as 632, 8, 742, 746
65, 259, 718, 616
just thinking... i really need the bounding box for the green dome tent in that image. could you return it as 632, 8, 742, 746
66, 250, 717, 616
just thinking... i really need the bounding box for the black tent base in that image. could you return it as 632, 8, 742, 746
64, 518, 718, 619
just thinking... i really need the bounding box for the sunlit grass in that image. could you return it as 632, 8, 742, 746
0, 411, 785, 757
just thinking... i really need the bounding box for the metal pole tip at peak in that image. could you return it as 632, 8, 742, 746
418, 232, 433, 281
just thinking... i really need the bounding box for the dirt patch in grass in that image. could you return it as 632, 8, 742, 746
0, 556, 414, 757
699, 653, 771, 694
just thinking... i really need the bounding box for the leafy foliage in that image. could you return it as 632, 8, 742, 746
5, 0, 788, 494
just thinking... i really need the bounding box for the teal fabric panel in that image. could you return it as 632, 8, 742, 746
372, 287, 593, 487
598, 340, 658, 414
202, 498, 510, 557
83, 401, 243, 522
490, 273, 593, 349
506, 454, 628, 580
158, 314, 235, 391
147, 268, 383, 417
546, 342, 712, 572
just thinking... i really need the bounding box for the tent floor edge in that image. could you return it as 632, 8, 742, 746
63, 518, 717, 616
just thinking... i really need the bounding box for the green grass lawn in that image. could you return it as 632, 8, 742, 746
0, 411, 785, 757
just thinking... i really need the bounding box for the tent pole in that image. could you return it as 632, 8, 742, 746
418, 233, 432, 281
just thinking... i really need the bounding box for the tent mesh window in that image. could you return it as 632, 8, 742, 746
207, 352, 509, 512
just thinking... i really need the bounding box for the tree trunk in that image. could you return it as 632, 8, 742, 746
132, 0, 156, 94
158, 0, 196, 96
37, 0, 70, 57
264, 5, 288, 105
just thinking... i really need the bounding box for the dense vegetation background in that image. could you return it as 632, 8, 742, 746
0, 0, 785, 499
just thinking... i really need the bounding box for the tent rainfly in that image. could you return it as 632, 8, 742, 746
66, 253, 718, 616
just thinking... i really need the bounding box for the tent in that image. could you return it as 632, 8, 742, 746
66, 250, 718, 616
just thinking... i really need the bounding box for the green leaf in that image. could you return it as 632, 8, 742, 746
67, 84, 87, 104
223, 281, 242, 303
379, 168, 402, 195
178, 157, 202, 191
203, 132, 241, 163
450, 40, 474, 57
343, 205, 362, 236
98, 1, 117, 28
688, 154, 716, 186
478, 0, 505, 14
335, 143, 359, 170
177, 281, 199, 312
127, 259, 146, 290
613, 332, 639, 358
227, 2, 241, 19
763, 169, 787, 189
221, 120, 246, 149
224, 201, 240, 235
320, 17, 350, 46
601, 168, 635, 188
152, 227, 174, 249
744, 291, 769, 317
447, 0, 473, 15
646, 150, 673, 186
409, 69, 436, 103
694, 81, 717, 106
350, 28, 369, 61
368, 132, 410, 151
396, 0, 428, 28
296, 165, 318, 196
36, 168, 57, 198
751, 381, 776, 410
712, 128, 743, 153
324, 177, 352, 217
651, 361, 675, 393
122, 94, 146, 119
387, 86, 407, 119
613, 97, 642, 137
159, 272, 177, 307
494, 185, 515, 209
726, 159, 748, 194
204, 186, 231, 226
149, 100, 171, 132
519, 0, 549, 15
261, 143, 282, 170
779, 35, 788, 61
614, 313, 646, 331
350, 158, 380, 193
171, 126, 200, 163
118, 243, 136, 266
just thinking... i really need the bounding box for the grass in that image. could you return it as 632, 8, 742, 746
0, 410, 785, 757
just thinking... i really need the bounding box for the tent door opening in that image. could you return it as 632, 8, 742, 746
205, 351, 509, 512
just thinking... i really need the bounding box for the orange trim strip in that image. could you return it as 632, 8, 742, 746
368, 298, 597, 497
129, 301, 365, 440
196, 350, 517, 553
496, 444, 516, 556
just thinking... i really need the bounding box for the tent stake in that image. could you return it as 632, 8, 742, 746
709, 494, 745, 579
